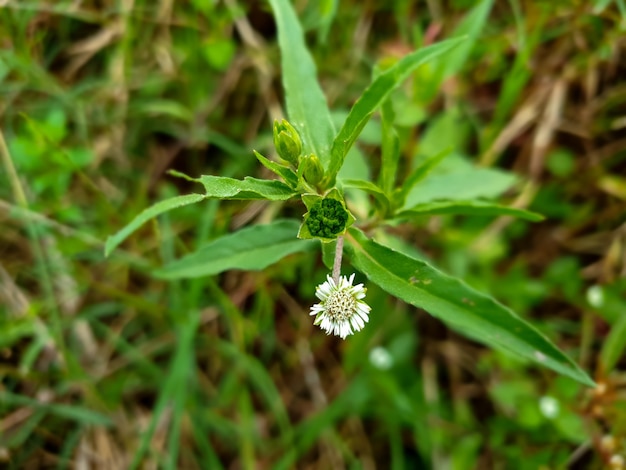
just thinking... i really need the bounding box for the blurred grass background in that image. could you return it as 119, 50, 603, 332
1, 0, 626, 468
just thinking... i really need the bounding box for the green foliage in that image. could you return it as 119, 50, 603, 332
105, 0, 591, 390
326, 36, 466, 186
346, 228, 593, 386
268, 0, 336, 162
104, 194, 207, 257
103, 0, 591, 385
3, 0, 624, 468
154, 220, 315, 279
396, 200, 544, 221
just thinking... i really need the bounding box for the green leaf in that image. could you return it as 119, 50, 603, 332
253, 150, 299, 188
600, 313, 626, 373
134, 100, 194, 122
154, 219, 314, 279
198, 175, 297, 200
403, 159, 518, 207
321, 239, 336, 270
342, 178, 391, 213
346, 229, 595, 387
268, 0, 335, 165
0, 391, 112, 426
326, 36, 466, 185
379, 99, 400, 195
395, 148, 451, 207
429, 0, 494, 91
105, 175, 297, 257
397, 200, 544, 221
105, 194, 207, 257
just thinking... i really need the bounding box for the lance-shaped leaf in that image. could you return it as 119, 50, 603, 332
198, 175, 297, 200
342, 179, 391, 214
154, 219, 314, 279
326, 36, 466, 185
600, 313, 626, 374
105, 194, 206, 257
346, 228, 595, 386
105, 175, 297, 257
395, 148, 451, 208
268, 0, 336, 164
253, 150, 299, 189
396, 200, 544, 221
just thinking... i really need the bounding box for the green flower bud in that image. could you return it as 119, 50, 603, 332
301, 154, 324, 185
298, 189, 356, 242
305, 197, 348, 239
273, 119, 302, 165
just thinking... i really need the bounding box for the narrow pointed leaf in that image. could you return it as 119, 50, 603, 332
600, 313, 626, 373
379, 100, 400, 195
105, 194, 206, 257
198, 175, 297, 200
327, 36, 466, 184
0, 391, 112, 426
342, 178, 391, 212
346, 229, 595, 386
395, 148, 451, 207
434, 0, 495, 81
154, 220, 314, 279
404, 166, 517, 206
253, 150, 299, 188
397, 200, 544, 221
268, 0, 335, 164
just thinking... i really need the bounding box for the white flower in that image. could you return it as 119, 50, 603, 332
310, 273, 371, 339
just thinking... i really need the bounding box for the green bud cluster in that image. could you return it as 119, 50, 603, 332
305, 198, 348, 239
272, 119, 327, 191
273, 119, 302, 165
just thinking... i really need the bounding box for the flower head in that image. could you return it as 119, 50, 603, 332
310, 273, 371, 339
297, 189, 356, 242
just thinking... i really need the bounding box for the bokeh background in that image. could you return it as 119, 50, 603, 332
1, 0, 625, 468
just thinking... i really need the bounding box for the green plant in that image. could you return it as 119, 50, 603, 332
105, 0, 593, 388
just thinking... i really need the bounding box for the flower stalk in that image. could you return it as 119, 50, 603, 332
332, 236, 344, 284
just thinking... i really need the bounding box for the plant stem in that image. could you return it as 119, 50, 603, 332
332, 236, 344, 284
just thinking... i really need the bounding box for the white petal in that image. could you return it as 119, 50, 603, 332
351, 314, 364, 330
356, 309, 370, 323
310, 305, 324, 316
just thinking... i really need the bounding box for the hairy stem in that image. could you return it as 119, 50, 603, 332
332, 236, 344, 284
